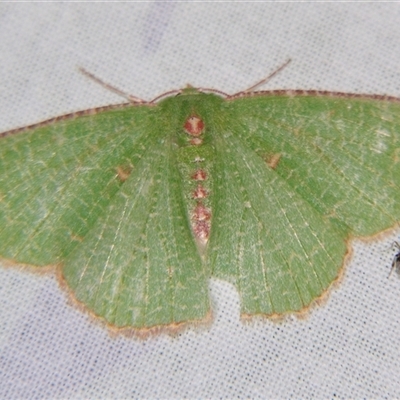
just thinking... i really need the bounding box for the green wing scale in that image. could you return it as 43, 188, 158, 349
1, 87, 400, 335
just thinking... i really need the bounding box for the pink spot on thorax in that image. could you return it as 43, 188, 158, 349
184, 116, 204, 136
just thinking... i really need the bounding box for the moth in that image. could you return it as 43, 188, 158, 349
1, 62, 400, 336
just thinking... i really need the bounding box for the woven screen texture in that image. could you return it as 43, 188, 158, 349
1, 3, 400, 398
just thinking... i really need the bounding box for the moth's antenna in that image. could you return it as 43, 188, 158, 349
241, 59, 292, 94
78, 67, 148, 104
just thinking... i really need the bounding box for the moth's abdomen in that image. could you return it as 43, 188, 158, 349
177, 114, 214, 253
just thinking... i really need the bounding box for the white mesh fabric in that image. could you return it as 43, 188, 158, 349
1, 3, 400, 398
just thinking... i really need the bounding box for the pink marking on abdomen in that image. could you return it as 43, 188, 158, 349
193, 202, 211, 221
192, 184, 208, 199
193, 220, 210, 242
191, 169, 207, 181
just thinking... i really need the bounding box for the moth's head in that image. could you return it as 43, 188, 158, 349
158, 86, 225, 112
181, 85, 199, 95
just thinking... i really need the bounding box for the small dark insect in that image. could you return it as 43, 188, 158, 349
389, 241, 400, 278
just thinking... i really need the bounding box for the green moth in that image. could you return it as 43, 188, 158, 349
1, 67, 400, 337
